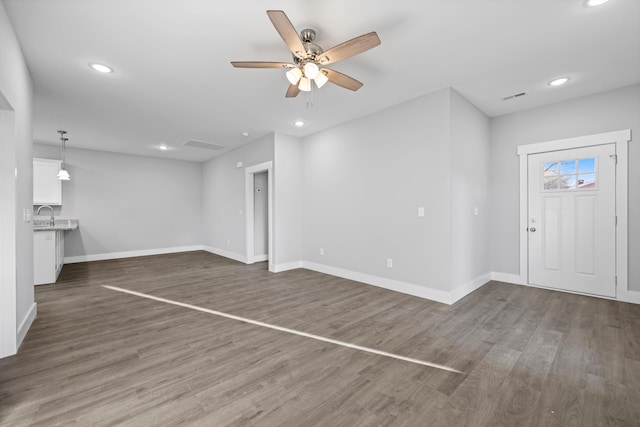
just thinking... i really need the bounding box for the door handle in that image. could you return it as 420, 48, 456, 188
529, 227, 536, 232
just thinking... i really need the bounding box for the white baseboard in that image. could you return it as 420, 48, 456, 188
491, 271, 639, 305
450, 273, 492, 304
617, 288, 640, 304
65, 245, 204, 264
17, 302, 37, 349
203, 246, 247, 264
490, 272, 524, 285
302, 261, 454, 304
254, 254, 268, 262
272, 261, 303, 273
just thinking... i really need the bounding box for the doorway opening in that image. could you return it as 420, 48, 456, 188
252, 171, 269, 262
245, 161, 274, 272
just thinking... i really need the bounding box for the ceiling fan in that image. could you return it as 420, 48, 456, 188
231, 10, 381, 98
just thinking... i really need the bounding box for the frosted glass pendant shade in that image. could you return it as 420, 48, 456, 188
286, 67, 302, 85
298, 77, 311, 92
57, 168, 71, 180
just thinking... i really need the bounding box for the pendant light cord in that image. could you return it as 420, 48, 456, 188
58, 130, 67, 167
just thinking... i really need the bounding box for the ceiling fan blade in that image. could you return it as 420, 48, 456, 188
231, 61, 293, 69
317, 32, 381, 65
267, 10, 306, 59
285, 84, 300, 98
321, 68, 363, 91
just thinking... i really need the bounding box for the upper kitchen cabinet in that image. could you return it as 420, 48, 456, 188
33, 158, 62, 205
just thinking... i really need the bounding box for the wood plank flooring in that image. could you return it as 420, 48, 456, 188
1, 251, 639, 426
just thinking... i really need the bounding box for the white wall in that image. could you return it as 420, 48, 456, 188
0, 1, 35, 356
273, 133, 303, 268
302, 89, 453, 294
198, 89, 489, 302
489, 84, 640, 291
202, 134, 274, 259
33, 144, 203, 261
449, 89, 491, 293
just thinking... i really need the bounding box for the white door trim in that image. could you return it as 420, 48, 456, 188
245, 161, 274, 273
517, 129, 632, 301
0, 105, 18, 358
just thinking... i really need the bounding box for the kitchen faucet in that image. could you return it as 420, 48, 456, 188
36, 205, 55, 226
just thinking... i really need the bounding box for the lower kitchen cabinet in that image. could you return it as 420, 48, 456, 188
34, 230, 64, 285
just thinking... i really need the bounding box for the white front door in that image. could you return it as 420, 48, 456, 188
527, 144, 616, 297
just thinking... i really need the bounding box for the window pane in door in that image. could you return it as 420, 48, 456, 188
560, 160, 577, 175
562, 176, 577, 189
578, 158, 596, 174
544, 176, 558, 190
544, 161, 558, 172
578, 174, 596, 188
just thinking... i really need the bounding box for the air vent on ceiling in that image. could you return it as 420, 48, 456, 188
502, 92, 527, 101
182, 139, 226, 150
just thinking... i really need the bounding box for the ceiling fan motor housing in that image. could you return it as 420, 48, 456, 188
292, 29, 323, 64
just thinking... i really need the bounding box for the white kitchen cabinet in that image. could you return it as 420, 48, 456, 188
34, 230, 64, 285
33, 158, 62, 205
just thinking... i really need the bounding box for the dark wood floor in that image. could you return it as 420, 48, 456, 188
1, 251, 639, 426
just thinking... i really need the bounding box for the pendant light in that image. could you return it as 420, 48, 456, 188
57, 130, 71, 181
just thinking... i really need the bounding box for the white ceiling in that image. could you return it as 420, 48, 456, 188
4, 0, 640, 162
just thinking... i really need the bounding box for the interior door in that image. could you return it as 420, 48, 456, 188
528, 144, 616, 297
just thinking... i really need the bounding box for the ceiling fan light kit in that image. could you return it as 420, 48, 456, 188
231, 10, 381, 98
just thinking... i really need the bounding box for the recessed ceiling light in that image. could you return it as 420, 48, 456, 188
158, 144, 168, 151
549, 77, 570, 86
293, 120, 305, 127
241, 132, 249, 137
89, 63, 113, 73
586, 0, 609, 7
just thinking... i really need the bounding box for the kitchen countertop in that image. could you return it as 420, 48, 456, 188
33, 219, 79, 231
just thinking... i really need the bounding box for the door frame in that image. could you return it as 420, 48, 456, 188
0, 101, 17, 358
245, 161, 274, 272
517, 129, 631, 300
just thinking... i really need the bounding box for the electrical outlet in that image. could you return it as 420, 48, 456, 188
387, 258, 393, 268
320, 248, 324, 256
227, 239, 231, 245
418, 207, 425, 217
473, 206, 479, 216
